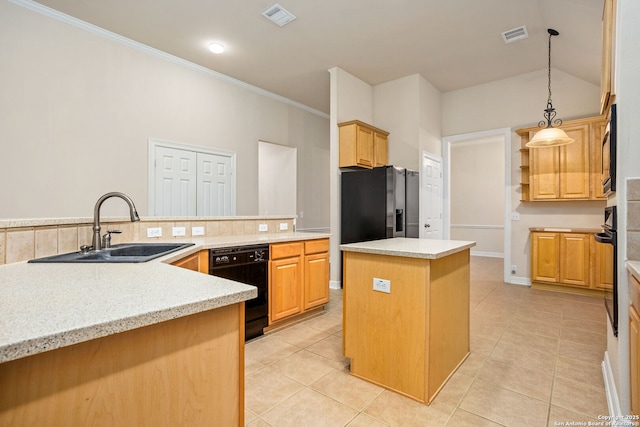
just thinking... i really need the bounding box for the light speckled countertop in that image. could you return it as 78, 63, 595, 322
529, 227, 603, 233
0, 232, 330, 364
340, 237, 475, 259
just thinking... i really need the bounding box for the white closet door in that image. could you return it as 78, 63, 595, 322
197, 152, 233, 216
154, 146, 197, 216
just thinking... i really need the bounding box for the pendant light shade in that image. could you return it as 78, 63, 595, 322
526, 29, 574, 148
527, 127, 574, 147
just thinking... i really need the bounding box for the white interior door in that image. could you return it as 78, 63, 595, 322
149, 139, 236, 216
154, 146, 197, 216
420, 152, 443, 239
198, 152, 233, 216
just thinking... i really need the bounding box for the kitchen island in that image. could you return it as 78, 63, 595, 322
340, 237, 475, 404
0, 231, 329, 426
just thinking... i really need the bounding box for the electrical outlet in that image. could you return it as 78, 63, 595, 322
511, 212, 520, 220
191, 226, 204, 236
279, 222, 288, 231
147, 227, 162, 238
373, 278, 391, 294
258, 223, 268, 232
511, 265, 517, 274
172, 226, 186, 237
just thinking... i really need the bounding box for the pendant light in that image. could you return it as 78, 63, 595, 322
526, 29, 574, 148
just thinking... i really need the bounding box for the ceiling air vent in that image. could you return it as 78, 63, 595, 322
501, 25, 529, 44
262, 4, 296, 27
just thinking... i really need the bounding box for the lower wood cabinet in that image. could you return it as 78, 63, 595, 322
631, 302, 640, 416
171, 250, 209, 273
269, 239, 329, 325
530, 231, 611, 294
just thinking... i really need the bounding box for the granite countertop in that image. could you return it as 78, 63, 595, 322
529, 227, 603, 233
340, 237, 475, 259
0, 232, 330, 364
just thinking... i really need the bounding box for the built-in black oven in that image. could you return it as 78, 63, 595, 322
595, 206, 618, 336
602, 103, 617, 196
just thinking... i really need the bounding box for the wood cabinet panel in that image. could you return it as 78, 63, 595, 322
531, 233, 560, 283
558, 233, 590, 287
594, 238, 614, 291
0, 304, 244, 426
631, 303, 640, 416
339, 120, 389, 169
304, 252, 330, 310
269, 239, 329, 324
171, 250, 209, 273
518, 116, 606, 201
531, 231, 610, 294
269, 256, 303, 322
271, 242, 303, 260
559, 125, 590, 199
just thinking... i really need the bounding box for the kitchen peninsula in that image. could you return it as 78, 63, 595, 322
0, 230, 330, 426
341, 237, 475, 404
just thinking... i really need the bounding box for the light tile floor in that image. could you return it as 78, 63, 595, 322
245, 256, 609, 426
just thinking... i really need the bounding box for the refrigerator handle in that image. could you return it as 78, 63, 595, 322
396, 209, 404, 232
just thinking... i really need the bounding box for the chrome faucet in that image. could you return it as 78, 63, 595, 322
92, 192, 140, 251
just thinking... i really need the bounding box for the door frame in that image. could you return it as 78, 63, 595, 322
148, 138, 237, 216
442, 128, 512, 284
420, 151, 443, 239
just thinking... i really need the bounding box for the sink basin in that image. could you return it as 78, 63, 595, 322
28, 243, 195, 263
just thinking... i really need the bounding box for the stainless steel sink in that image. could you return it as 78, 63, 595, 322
28, 243, 195, 263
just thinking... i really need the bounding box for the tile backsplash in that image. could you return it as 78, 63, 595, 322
0, 217, 295, 265
628, 178, 640, 261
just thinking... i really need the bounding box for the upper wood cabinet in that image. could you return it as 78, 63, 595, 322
601, 0, 617, 115
518, 115, 606, 202
339, 120, 389, 169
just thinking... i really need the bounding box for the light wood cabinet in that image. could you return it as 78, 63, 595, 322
518, 116, 606, 202
593, 239, 614, 291
171, 250, 209, 273
601, 0, 616, 115
304, 239, 330, 310
531, 231, 608, 295
339, 120, 389, 169
270, 243, 303, 322
630, 274, 640, 415
269, 239, 330, 325
0, 304, 245, 426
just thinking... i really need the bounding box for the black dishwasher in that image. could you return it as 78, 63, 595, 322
209, 245, 269, 341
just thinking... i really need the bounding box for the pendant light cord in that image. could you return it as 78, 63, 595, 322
547, 31, 553, 108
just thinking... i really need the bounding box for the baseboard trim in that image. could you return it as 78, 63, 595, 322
470, 251, 503, 258
602, 351, 630, 424
329, 280, 341, 290
508, 276, 531, 286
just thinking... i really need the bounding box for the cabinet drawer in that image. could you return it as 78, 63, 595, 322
631, 274, 640, 313
271, 242, 303, 260
305, 239, 329, 255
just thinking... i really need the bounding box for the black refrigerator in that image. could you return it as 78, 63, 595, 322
340, 166, 419, 245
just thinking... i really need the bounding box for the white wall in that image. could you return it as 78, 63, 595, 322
258, 141, 297, 216
607, 0, 640, 414
0, 1, 329, 230
450, 137, 504, 256
329, 68, 442, 285
443, 68, 603, 282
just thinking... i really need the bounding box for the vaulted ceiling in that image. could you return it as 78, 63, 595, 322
33, 0, 605, 114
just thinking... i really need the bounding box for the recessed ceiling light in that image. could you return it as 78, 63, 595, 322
208, 42, 225, 54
